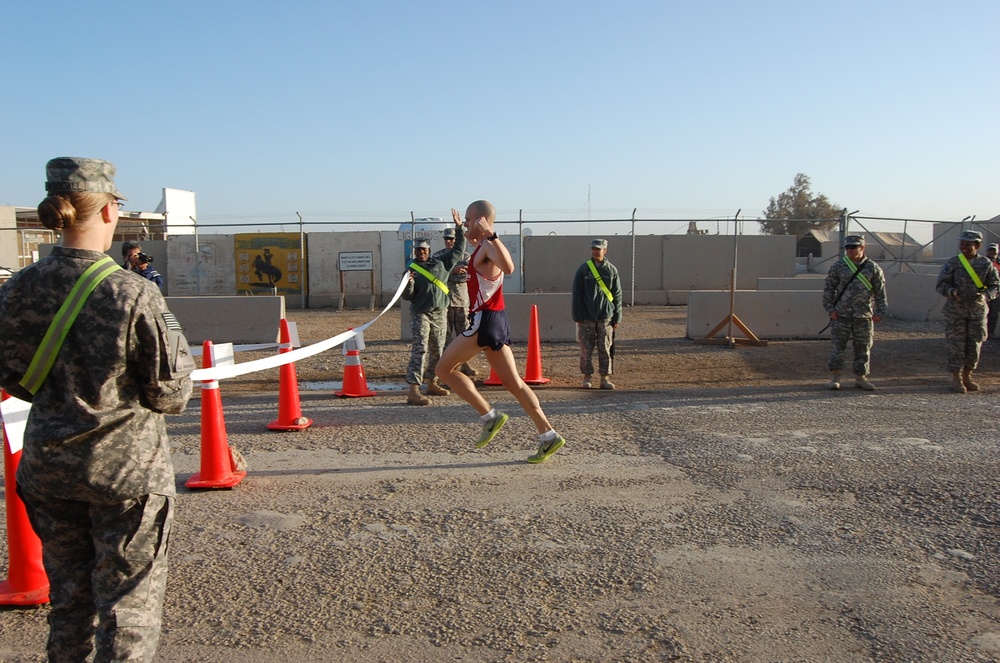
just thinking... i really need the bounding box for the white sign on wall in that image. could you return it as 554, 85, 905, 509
339, 251, 374, 271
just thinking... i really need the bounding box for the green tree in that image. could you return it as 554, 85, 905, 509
758, 173, 843, 237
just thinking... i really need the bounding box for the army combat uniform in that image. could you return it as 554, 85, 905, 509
0, 246, 194, 662
823, 255, 888, 378
432, 242, 472, 349
936, 250, 999, 375
571, 245, 623, 384
402, 226, 467, 391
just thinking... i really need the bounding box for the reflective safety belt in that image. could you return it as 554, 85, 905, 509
587, 260, 614, 302
409, 262, 449, 295
958, 254, 986, 291
840, 256, 873, 291
19, 256, 119, 395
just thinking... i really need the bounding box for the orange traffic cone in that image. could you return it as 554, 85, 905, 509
523, 304, 551, 385
268, 319, 312, 431
0, 390, 50, 605
186, 342, 247, 489
482, 366, 503, 385
336, 332, 377, 397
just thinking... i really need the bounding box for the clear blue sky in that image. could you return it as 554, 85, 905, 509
3, 1, 997, 227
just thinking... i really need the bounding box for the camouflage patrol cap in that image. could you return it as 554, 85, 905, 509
442, 227, 456, 239
591, 238, 608, 249
413, 238, 430, 249
844, 235, 865, 247
45, 157, 127, 200
960, 230, 983, 243
989, 244, 999, 252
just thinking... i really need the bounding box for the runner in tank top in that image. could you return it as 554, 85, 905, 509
436, 200, 566, 463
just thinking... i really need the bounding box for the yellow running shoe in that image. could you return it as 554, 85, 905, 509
527, 434, 565, 464
475, 412, 509, 448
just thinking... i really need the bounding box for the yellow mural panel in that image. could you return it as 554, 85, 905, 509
234, 233, 306, 296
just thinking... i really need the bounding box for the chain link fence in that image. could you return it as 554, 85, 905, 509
4, 208, 997, 290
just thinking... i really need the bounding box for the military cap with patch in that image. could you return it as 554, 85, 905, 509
413, 238, 430, 249
960, 230, 983, 243
844, 235, 865, 247
591, 238, 608, 249
45, 157, 127, 200
442, 227, 456, 239
988, 244, 999, 252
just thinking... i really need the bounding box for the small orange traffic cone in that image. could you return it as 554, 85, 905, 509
336, 332, 376, 397
186, 342, 247, 489
268, 319, 312, 431
523, 304, 551, 385
482, 366, 503, 385
0, 390, 50, 605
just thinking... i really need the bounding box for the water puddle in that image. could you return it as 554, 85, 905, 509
302, 380, 408, 392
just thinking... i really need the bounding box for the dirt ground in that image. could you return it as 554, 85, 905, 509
1, 306, 998, 662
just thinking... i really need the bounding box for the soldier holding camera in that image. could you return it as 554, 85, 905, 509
121, 240, 163, 290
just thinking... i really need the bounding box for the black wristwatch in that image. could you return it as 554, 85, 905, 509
486, 233, 498, 241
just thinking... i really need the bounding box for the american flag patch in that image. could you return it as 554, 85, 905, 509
162, 311, 183, 331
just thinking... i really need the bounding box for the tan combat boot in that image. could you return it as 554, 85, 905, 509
827, 371, 841, 390
600, 375, 616, 390
407, 384, 430, 405
582, 374, 593, 389
962, 367, 980, 392
459, 363, 478, 378
951, 371, 967, 394
855, 375, 875, 391
425, 378, 449, 396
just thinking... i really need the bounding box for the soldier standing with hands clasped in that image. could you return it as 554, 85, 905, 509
822, 235, 888, 391
572, 238, 623, 389
936, 230, 999, 392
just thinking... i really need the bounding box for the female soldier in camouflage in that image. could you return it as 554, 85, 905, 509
0, 157, 194, 662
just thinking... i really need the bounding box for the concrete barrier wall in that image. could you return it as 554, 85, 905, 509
166, 235, 236, 298
166, 296, 285, 344
758, 276, 826, 290
664, 235, 797, 291
687, 290, 828, 340
308, 231, 384, 309
38, 234, 950, 328
401, 293, 576, 342
885, 272, 944, 322
522, 235, 660, 297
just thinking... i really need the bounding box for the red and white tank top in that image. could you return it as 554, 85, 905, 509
468, 243, 505, 313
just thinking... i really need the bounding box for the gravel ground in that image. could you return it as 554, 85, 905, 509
1, 306, 998, 662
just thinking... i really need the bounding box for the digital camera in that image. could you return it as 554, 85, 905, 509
137, 252, 154, 264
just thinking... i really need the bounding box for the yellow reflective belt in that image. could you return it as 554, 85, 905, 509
409, 262, 449, 295
587, 260, 614, 302
957, 254, 986, 291
19, 256, 119, 395
841, 256, 873, 291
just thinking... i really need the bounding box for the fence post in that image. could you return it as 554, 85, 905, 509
630, 208, 636, 307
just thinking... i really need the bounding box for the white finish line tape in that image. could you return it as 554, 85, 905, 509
188, 272, 409, 382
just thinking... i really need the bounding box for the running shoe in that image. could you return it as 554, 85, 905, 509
475, 412, 509, 448
526, 434, 565, 464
